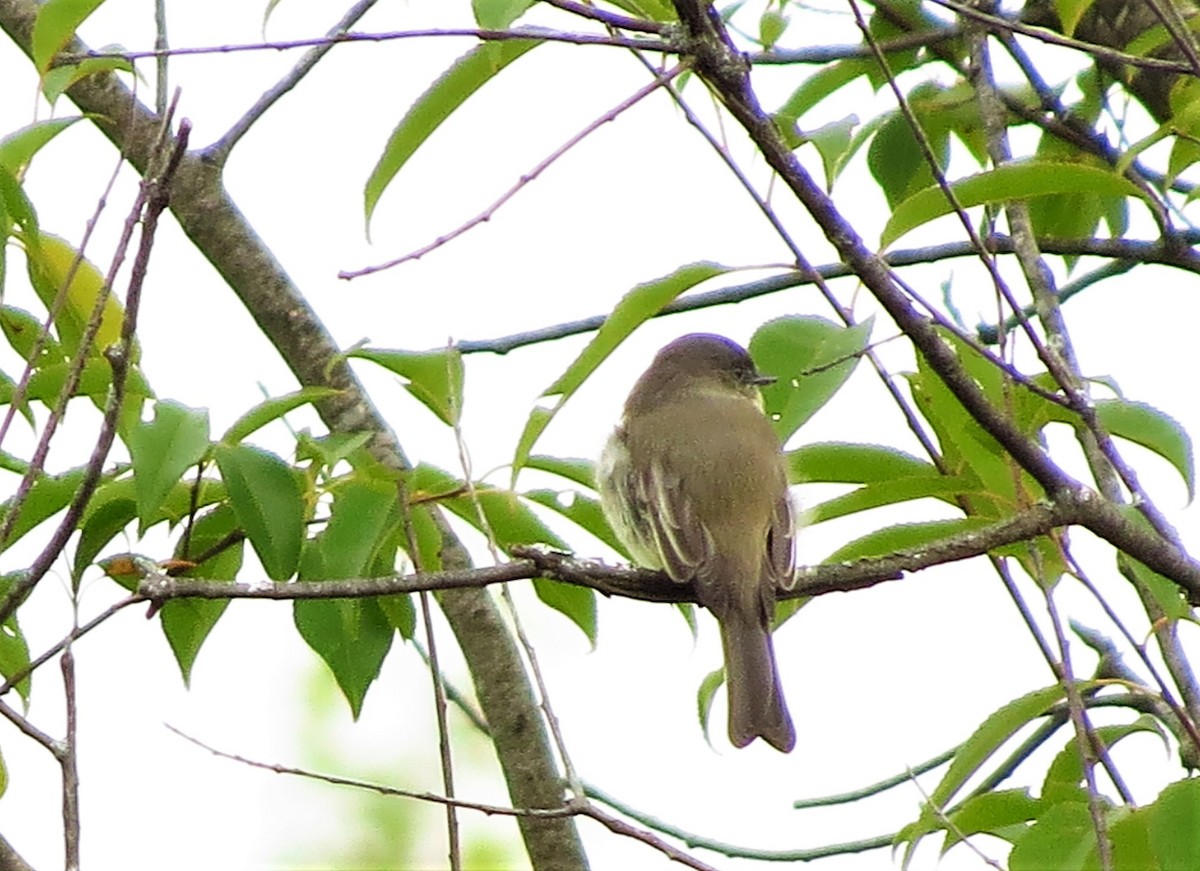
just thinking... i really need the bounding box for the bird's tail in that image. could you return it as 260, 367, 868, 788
720, 609, 795, 753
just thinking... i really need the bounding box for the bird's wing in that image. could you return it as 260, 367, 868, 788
764, 489, 797, 592
632, 457, 714, 584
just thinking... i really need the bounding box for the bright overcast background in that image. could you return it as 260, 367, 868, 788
1, 1, 1198, 869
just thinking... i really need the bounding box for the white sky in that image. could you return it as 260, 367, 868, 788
1, 1, 1199, 869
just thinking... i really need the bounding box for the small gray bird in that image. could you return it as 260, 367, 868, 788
597, 333, 796, 752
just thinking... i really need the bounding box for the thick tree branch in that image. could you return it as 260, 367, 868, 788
134, 495, 1200, 607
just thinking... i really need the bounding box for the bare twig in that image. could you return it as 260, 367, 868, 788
340, 63, 686, 279
450, 234, 1200, 355
63, 27, 675, 63
207, 0, 380, 163
0, 596, 140, 698
61, 647, 80, 871
168, 726, 717, 870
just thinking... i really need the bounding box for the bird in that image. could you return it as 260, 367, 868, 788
597, 333, 796, 752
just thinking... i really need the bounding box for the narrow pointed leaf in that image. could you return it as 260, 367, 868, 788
882, 162, 1145, 248
513, 262, 730, 474
365, 38, 541, 227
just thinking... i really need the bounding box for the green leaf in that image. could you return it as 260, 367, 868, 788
531, 577, 597, 646
287, 478, 401, 712
1042, 717, 1165, 806
1118, 550, 1191, 622
72, 495, 135, 583
472, 0, 533, 28
22, 357, 112, 404
364, 38, 542, 227
403, 502, 444, 575
412, 464, 596, 641
882, 161, 1146, 248
0, 164, 39, 276
513, 262, 731, 475
1008, 801, 1096, 871
605, 0, 675, 20
751, 315, 872, 443
294, 594, 393, 720
366, 521, 415, 639
696, 666, 724, 748
1094, 399, 1194, 502
129, 401, 211, 534
1106, 806, 1157, 871
868, 102, 947, 209
0, 466, 86, 552
0, 305, 62, 365
1053, 0, 1096, 37
906, 330, 1048, 520
804, 115, 858, 189
319, 478, 398, 578
1147, 778, 1200, 870
80, 474, 225, 540
0, 591, 31, 706
24, 233, 128, 360
161, 505, 242, 685
0, 117, 82, 172
901, 684, 1083, 864
524, 488, 625, 553
40, 55, 133, 105
296, 431, 375, 471
212, 444, 305, 581
348, 348, 463, 426
804, 475, 978, 525
822, 517, 991, 563
32, 0, 107, 72
929, 684, 1080, 810
523, 455, 598, 491
787, 442, 941, 484
774, 59, 872, 142
758, 9, 788, 48
946, 789, 1040, 844
220, 386, 340, 445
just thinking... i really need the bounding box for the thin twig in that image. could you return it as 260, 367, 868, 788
1042, 581, 1114, 870
0, 596, 142, 699
450, 234, 1200, 355
61, 647, 80, 871
586, 783, 894, 862
541, 0, 667, 33
154, 0, 168, 116
340, 63, 686, 279
64, 27, 675, 63
168, 726, 716, 870
0, 697, 59, 754
207, 0, 380, 163
792, 747, 957, 808
925, 0, 1194, 74
396, 476, 461, 867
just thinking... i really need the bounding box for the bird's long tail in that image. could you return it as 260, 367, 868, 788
720, 609, 795, 753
